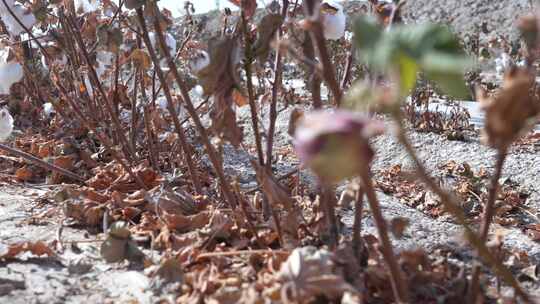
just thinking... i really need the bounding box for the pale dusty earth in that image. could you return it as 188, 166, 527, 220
2, 1, 540, 303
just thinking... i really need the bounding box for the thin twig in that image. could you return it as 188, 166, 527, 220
393, 116, 529, 302
66, 15, 136, 162
352, 186, 365, 264
134, 9, 203, 194
143, 5, 237, 209
196, 249, 289, 260
240, 11, 265, 166
302, 0, 343, 106
468, 149, 508, 304
321, 184, 339, 250
359, 166, 409, 303
0, 143, 85, 182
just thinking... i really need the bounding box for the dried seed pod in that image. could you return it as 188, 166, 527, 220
478, 67, 540, 150
294, 110, 384, 184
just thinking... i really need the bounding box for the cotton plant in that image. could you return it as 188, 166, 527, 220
320, 0, 346, 40
0, 108, 14, 142
0, 0, 36, 36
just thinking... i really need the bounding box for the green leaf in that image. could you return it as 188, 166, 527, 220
353, 16, 383, 52
352, 19, 471, 99
396, 52, 419, 96
421, 52, 472, 99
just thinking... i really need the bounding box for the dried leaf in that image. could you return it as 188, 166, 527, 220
478, 67, 540, 149
130, 49, 152, 70
278, 246, 357, 301
390, 217, 409, 239
232, 88, 248, 107
150, 258, 184, 283
97, 24, 123, 53
163, 211, 211, 232
15, 167, 33, 181
0, 241, 55, 259
253, 14, 283, 61
196, 37, 244, 146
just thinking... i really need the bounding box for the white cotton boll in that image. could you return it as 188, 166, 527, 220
0, 3, 36, 36
0, 48, 24, 95
157, 97, 168, 110
190, 51, 210, 73
500, 53, 512, 67
120, 42, 131, 53
164, 33, 176, 57
148, 32, 176, 58
43, 102, 55, 117
83, 74, 94, 97
95, 62, 107, 78
96, 51, 114, 66
344, 30, 353, 41
321, 1, 346, 40
0, 108, 14, 142
95, 51, 114, 78
73, 0, 100, 13
41, 53, 48, 71
495, 52, 512, 75
104, 6, 115, 17
192, 85, 204, 98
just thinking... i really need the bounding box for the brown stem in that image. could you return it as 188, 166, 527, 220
65, 15, 136, 163
340, 45, 356, 90
302, 0, 343, 106
359, 167, 409, 303
240, 12, 265, 167
321, 185, 339, 250
0, 143, 85, 183
134, 11, 202, 194
143, 105, 159, 170
301, 31, 322, 108
353, 187, 365, 261
266, 0, 289, 171
129, 65, 140, 154
266, 46, 284, 171
142, 6, 237, 209
52, 74, 148, 190
468, 149, 508, 304
393, 117, 529, 302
